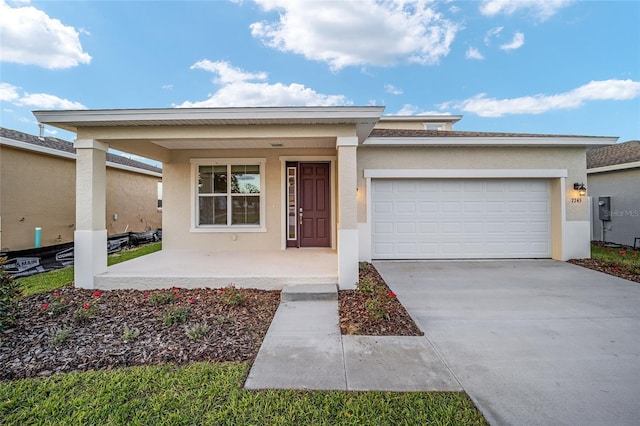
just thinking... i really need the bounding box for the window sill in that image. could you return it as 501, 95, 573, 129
190, 226, 267, 233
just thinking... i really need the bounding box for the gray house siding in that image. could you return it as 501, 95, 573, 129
588, 168, 640, 246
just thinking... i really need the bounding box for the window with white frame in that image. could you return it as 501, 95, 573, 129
192, 159, 265, 229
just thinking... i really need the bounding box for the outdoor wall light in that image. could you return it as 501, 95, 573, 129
573, 182, 587, 196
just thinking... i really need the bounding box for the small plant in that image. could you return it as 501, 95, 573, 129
73, 300, 99, 321
212, 315, 226, 325
185, 323, 210, 340
148, 292, 175, 305
49, 327, 71, 346
0, 257, 21, 331
122, 324, 141, 341
162, 306, 189, 326
357, 276, 380, 297
365, 298, 387, 321
218, 285, 245, 306
41, 292, 67, 316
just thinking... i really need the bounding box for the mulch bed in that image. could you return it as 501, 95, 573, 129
0, 287, 280, 381
339, 263, 423, 336
567, 259, 640, 283
2, 263, 423, 381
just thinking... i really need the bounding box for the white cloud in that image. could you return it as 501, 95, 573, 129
0, 82, 20, 102
484, 26, 503, 45
44, 128, 57, 135
391, 104, 449, 116
17, 92, 86, 109
500, 32, 524, 50
177, 60, 350, 107
191, 59, 267, 84
162, 84, 173, 90
466, 47, 485, 60
249, 0, 459, 70
385, 84, 403, 95
0, 0, 91, 69
480, 0, 572, 21
1, 81, 86, 109
444, 79, 640, 117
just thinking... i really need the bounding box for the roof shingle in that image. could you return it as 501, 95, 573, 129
0, 127, 162, 174
369, 128, 608, 138
587, 141, 640, 169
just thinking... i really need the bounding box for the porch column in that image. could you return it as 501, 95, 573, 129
337, 136, 359, 290
74, 139, 108, 289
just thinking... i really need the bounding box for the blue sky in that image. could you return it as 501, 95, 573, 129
1, 0, 639, 152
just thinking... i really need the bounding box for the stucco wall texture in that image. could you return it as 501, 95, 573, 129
357, 145, 589, 223
163, 148, 337, 252
0, 146, 161, 251
588, 168, 640, 247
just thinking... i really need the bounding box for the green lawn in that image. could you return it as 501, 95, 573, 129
0, 362, 487, 425
16, 242, 162, 297
6, 241, 488, 425
591, 244, 640, 268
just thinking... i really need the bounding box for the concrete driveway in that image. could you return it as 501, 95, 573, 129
375, 260, 640, 426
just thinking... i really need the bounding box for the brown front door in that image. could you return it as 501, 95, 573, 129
288, 162, 330, 247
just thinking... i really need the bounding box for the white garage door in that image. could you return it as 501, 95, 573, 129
371, 179, 551, 259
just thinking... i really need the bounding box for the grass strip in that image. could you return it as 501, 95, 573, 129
591, 244, 639, 267
0, 362, 487, 425
16, 242, 162, 297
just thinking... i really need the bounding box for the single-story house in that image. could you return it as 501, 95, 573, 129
0, 127, 162, 251
586, 140, 640, 247
32, 107, 617, 290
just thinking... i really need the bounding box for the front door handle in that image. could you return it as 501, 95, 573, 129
299, 208, 303, 225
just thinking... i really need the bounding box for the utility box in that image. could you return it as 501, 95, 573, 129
598, 196, 611, 221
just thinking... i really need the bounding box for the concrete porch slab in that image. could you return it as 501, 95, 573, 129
95, 249, 338, 290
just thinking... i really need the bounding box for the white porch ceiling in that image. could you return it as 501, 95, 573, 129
150, 137, 337, 150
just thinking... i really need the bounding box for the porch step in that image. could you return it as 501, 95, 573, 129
281, 284, 338, 301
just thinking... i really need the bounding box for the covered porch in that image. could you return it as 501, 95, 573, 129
33, 106, 384, 290
97, 248, 338, 290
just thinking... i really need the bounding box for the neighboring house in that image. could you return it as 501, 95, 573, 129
0, 127, 162, 251
32, 107, 617, 290
586, 140, 640, 247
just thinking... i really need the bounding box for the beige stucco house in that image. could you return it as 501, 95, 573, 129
32, 107, 616, 290
0, 127, 162, 251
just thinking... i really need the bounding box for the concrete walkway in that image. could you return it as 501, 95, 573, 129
245, 284, 460, 391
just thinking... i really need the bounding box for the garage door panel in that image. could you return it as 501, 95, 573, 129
395, 222, 416, 234
529, 201, 549, 212
419, 201, 438, 212
373, 201, 393, 213
419, 182, 438, 192
443, 201, 462, 212
372, 179, 551, 259
397, 201, 416, 213
507, 201, 527, 212
374, 222, 393, 234
419, 222, 438, 234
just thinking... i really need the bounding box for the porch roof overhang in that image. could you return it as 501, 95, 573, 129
33, 106, 384, 139
33, 107, 385, 163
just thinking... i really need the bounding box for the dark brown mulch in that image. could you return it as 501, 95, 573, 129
2, 264, 424, 381
0, 287, 280, 381
568, 259, 640, 283
339, 263, 423, 336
